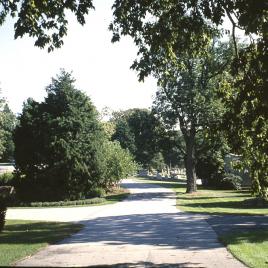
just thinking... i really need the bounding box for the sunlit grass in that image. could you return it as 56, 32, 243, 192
220, 229, 268, 268
137, 177, 268, 215
0, 220, 83, 266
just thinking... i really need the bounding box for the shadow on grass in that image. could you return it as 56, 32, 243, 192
220, 228, 268, 245
0, 221, 83, 244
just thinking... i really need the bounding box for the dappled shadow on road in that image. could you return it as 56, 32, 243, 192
84, 261, 205, 268
62, 212, 220, 251
123, 191, 176, 202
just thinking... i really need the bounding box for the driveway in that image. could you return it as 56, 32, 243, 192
8, 179, 245, 267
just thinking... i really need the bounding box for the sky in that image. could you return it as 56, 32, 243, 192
0, 0, 157, 114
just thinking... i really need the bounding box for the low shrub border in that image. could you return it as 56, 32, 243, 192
9, 188, 129, 208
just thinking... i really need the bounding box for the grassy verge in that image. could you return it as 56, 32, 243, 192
9, 187, 129, 208
0, 220, 83, 266
220, 229, 268, 268
137, 177, 268, 215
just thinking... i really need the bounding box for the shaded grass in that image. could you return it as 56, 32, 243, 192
137, 177, 268, 215
10, 188, 129, 208
220, 229, 268, 268
0, 220, 83, 266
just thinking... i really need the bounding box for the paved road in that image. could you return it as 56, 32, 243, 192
8, 179, 245, 267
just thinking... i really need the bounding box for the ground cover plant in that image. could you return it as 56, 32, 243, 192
0, 220, 83, 266
220, 229, 268, 268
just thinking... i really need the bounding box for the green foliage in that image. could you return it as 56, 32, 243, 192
0, 186, 14, 232
101, 140, 138, 188
221, 173, 242, 190
0, 0, 94, 51
219, 40, 268, 199
0, 173, 14, 186
87, 187, 106, 198
152, 41, 230, 193
111, 109, 163, 168
195, 129, 230, 187
14, 70, 105, 201
0, 96, 16, 161
110, 0, 267, 198
0, 103, 16, 162
149, 152, 165, 171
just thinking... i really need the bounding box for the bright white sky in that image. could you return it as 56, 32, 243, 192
0, 0, 157, 114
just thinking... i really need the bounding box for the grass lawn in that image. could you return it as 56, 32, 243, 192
220, 229, 268, 268
0, 220, 83, 266
137, 177, 268, 215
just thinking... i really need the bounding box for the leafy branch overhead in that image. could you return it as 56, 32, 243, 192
0, 0, 94, 51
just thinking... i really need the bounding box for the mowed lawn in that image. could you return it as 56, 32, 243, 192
220, 229, 268, 268
137, 177, 268, 215
0, 220, 83, 266
137, 177, 268, 268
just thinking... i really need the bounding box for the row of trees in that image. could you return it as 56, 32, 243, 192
0, 0, 267, 199
6, 71, 137, 202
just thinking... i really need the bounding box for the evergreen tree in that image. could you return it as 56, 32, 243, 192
14, 70, 105, 201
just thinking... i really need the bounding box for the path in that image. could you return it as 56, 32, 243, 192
8, 179, 245, 267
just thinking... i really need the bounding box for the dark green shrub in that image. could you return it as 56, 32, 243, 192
13, 71, 106, 202
0, 186, 15, 232
87, 187, 106, 198
221, 173, 242, 190
0, 172, 14, 186
0, 201, 6, 232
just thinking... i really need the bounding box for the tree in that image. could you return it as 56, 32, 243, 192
101, 140, 138, 189
110, 0, 268, 197
195, 128, 229, 187
0, 103, 16, 162
111, 108, 164, 168
0, 0, 94, 51
153, 42, 229, 193
14, 70, 105, 201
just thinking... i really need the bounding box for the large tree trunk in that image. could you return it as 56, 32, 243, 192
185, 134, 197, 193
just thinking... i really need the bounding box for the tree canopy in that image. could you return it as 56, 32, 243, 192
0, 0, 94, 51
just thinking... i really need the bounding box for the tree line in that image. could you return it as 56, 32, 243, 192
0, 0, 267, 200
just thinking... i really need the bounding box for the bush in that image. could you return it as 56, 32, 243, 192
0, 172, 14, 186
221, 173, 242, 190
0, 186, 15, 232
87, 187, 106, 198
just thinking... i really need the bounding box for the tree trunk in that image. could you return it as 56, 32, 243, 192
185, 134, 197, 193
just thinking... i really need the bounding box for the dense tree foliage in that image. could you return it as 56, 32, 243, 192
0, 98, 16, 162
153, 42, 229, 192
111, 108, 184, 170
110, 1, 267, 198
111, 109, 161, 168
13, 70, 137, 202
14, 71, 105, 201
0, 0, 94, 51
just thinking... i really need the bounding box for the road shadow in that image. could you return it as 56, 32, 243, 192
60, 212, 221, 251
85, 263, 205, 268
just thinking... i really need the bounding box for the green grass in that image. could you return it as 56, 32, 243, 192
0, 220, 83, 266
137, 177, 268, 215
10, 188, 129, 208
220, 229, 268, 268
